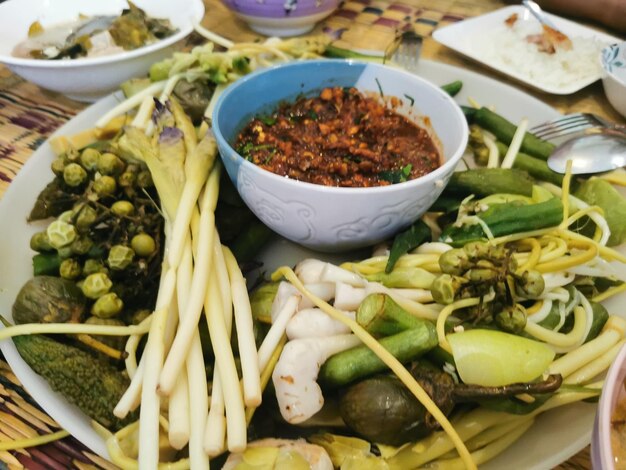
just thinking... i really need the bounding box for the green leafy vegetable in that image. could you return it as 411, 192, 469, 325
385, 219, 431, 273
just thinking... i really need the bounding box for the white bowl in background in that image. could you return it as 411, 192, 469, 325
0, 0, 204, 102
212, 59, 469, 252
601, 42, 626, 118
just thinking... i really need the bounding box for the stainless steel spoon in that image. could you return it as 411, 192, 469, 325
522, 0, 558, 30
547, 129, 626, 174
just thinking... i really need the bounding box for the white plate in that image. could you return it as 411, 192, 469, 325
0, 59, 614, 469
433, 5, 621, 95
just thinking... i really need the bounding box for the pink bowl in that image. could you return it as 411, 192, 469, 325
593, 343, 626, 469
220, 0, 340, 36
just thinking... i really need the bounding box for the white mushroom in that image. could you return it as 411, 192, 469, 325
272, 334, 361, 424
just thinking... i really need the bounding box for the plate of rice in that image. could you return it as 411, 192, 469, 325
433, 5, 621, 95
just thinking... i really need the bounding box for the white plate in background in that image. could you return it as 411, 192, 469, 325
433, 5, 622, 95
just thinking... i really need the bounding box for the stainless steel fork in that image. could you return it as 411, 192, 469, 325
389, 31, 423, 73
530, 112, 626, 140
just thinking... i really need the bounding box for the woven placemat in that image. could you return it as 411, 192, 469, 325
0, 360, 117, 469
0, 0, 596, 467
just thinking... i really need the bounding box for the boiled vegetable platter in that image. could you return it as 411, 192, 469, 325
0, 57, 619, 470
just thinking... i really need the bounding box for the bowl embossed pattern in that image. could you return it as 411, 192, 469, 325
212, 60, 469, 252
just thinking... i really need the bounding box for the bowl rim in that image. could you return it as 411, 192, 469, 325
0, 0, 204, 69
601, 42, 626, 87
212, 58, 470, 195
596, 341, 626, 469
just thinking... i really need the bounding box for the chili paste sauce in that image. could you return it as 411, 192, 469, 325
234, 87, 442, 187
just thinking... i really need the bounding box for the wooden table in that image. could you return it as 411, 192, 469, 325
0, 0, 624, 467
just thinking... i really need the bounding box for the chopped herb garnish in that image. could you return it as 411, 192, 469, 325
375, 77, 384, 97
232, 56, 251, 74
379, 164, 413, 184
402, 163, 412, 178
403, 94, 415, 106
237, 142, 255, 159
307, 110, 319, 120
259, 115, 277, 126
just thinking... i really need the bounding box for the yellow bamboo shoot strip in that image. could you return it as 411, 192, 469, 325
168, 237, 193, 450
563, 205, 606, 243
124, 315, 152, 379
257, 296, 300, 371
205, 264, 247, 452
525, 306, 587, 348
194, 22, 234, 48
565, 339, 626, 384
224, 246, 262, 407
115, 360, 145, 418
525, 300, 544, 315
204, 365, 226, 456
540, 182, 612, 247
138, 265, 178, 469
166, 131, 218, 270
560, 229, 626, 263
534, 241, 598, 274
0, 430, 69, 451
96, 80, 167, 128
106, 432, 191, 470
437, 296, 490, 354
214, 232, 233, 332
342, 253, 440, 272
388, 408, 516, 468
594, 283, 626, 303
390, 380, 601, 469
186, 331, 210, 468
517, 237, 542, 272
492, 228, 557, 246
246, 336, 287, 425
425, 419, 535, 470
181, 243, 210, 470
484, 132, 500, 168
374, 286, 440, 321
273, 267, 476, 470
115, 296, 180, 418
131, 95, 156, 129
462, 418, 533, 453
204, 233, 234, 456
549, 316, 626, 378
501, 118, 528, 169
168, 367, 189, 450
160, 166, 220, 395
0, 320, 150, 341
536, 237, 568, 263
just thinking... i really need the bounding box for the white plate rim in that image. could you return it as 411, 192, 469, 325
433, 5, 623, 95
0, 58, 613, 469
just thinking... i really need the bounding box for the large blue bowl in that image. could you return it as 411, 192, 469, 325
212, 59, 468, 252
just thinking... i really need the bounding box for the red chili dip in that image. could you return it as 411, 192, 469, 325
233, 87, 442, 188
